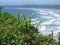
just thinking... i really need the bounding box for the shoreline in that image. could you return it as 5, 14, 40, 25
4, 7, 60, 11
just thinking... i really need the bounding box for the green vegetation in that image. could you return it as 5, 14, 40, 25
0, 6, 3, 12
58, 32, 60, 45
0, 6, 59, 45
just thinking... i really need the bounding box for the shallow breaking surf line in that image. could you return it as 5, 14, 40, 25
31, 8, 60, 41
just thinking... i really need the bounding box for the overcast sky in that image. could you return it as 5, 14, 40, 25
0, 0, 60, 5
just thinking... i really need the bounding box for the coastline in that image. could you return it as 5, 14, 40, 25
4, 7, 60, 11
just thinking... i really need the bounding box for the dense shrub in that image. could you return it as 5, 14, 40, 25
0, 12, 39, 45
0, 12, 57, 45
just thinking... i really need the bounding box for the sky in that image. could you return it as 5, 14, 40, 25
0, 0, 60, 5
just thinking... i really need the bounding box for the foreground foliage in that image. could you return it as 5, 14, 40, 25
0, 12, 58, 45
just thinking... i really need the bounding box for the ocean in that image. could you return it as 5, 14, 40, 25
2, 8, 60, 41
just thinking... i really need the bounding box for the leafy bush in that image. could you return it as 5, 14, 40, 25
0, 12, 39, 45
0, 12, 57, 45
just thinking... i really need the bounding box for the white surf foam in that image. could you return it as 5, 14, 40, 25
31, 8, 60, 40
